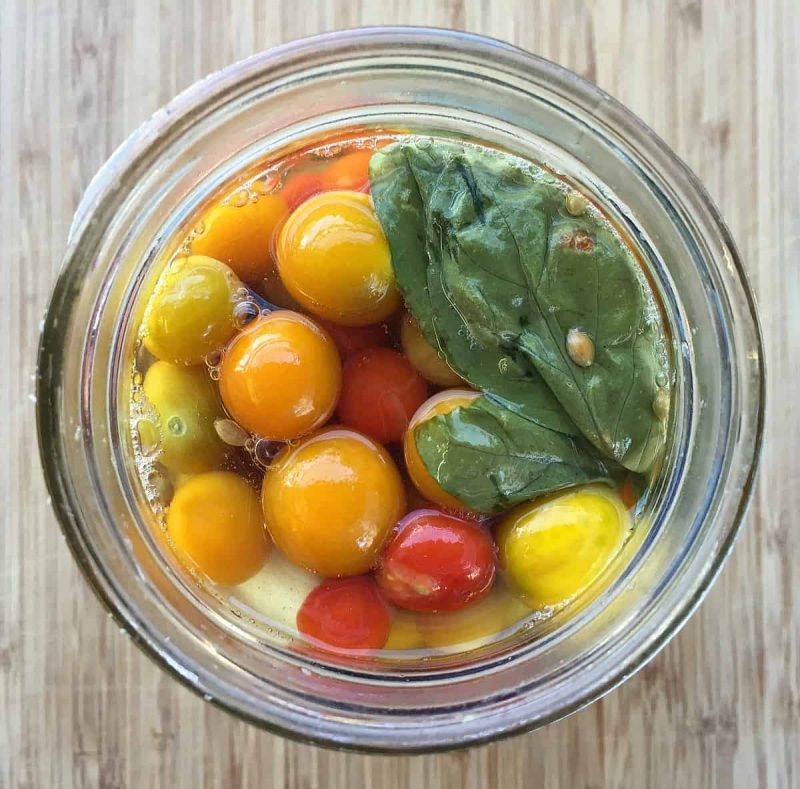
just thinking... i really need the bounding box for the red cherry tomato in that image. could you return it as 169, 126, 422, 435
337, 348, 428, 444
322, 150, 373, 192
317, 319, 391, 358
296, 577, 391, 651
376, 510, 497, 613
281, 170, 326, 211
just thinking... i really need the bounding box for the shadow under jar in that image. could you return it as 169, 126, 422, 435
37, 28, 764, 752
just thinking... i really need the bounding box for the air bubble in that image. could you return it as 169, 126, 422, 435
230, 189, 250, 208
655, 372, 668, 387
193, 220, 205, 236
204, 350, 222, 369
234, 301, 259, 328
209, 368, 220, 382
132, 371, 143, 386
254, 439, 282, 467
136, 419, 160, 456
167, 415, 186, 437
252, 173, 280, 194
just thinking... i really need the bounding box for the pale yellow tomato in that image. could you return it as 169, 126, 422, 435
167, 472, 270, 585
219, 311, 341, 441
142, 362, 229, 474
261, 428, 405, 577
144, 256, 240, 365
192, 193, 289, 284
400, 313, 463, 386
276, 190, 400, 326
494, 486, 630, 609
403, 390, 480, 512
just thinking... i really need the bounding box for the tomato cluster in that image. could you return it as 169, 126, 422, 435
137, 135, 635, 656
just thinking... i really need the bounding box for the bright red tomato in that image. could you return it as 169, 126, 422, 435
376, 510, 497, 612
318, 319, 391, 358
337, 348, 428, 444
296, 577, 391, 651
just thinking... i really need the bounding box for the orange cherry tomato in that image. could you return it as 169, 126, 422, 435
337, 348, 428, 444
404, 390, 480, 512
297, 577, 391, 651
322, 149, 373, 192
261, 428, 406, 577
166, 471, 270, 585
376, 510, 496, 613
191, 193, 289, 284
280, 169, 326, 211
317, 319, 391, 358
219, 311, 341, 440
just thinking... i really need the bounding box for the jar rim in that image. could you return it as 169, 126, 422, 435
36, 26, 765, 752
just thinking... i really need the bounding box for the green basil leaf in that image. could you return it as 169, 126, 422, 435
414, 396, 615, 513
369, 142, 578, 436
371, 140, 670, 472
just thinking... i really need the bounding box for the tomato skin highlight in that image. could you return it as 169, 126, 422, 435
297, 577, 391, 651
337, 347, 428, 444
376, 510, 497, 613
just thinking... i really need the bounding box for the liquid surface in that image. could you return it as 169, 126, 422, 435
129, 128, 668, 661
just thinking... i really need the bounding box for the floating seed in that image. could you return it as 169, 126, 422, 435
214, 418, 250, 447
652, 388, 670, 421
565, 192, 588, 216
566, 327, 595, 367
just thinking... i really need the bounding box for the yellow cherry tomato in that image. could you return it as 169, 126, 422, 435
276, 190, 401, 326
261, 428, 405, 577
403, 390, 480, 512
494, 486, 630, 609
384, 611, 425, 651
167, 471, 270, 585
416, 585, 530, 651
144, 256, 240, 365
192, 193, 289, 284
400, 313, 463, 386
219, 311, 341, 440
141, 362, 229, 474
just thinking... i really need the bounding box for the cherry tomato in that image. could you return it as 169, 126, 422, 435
167, 471, 270, 585
261, 428, 406, 577
494, 485, 630, 609
618, 477, 640, 510
317, 319, 390, 358
296, 577, 390, 651
219, 311, 341, 440
404, 390, 480, 511
337, 348, 428, 444
191, 193, 289, 284
322, 149, 373, 192
280, 169, 326, 211
276, 190, 400, 326
144, 256, 240, 365
376, 510, 496, 613
399, 313, 463, 386
141, 362, 229, 474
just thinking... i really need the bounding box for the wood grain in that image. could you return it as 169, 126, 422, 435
1, 1, 797, 786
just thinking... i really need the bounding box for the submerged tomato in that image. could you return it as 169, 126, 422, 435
404, 390, 480, 512
167, 471, 270, 586
322, 149, 373, 192
276, 190, 400, 326
261, 428, 406, 577
376, 510, 496, 612
280, 169, 326, 211
219, 311, 341, 440
296, 577, 391, 651
317, 319, 390, 358
337, 347, 428, 444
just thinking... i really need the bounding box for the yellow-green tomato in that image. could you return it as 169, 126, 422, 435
144, 255, 240, 365
400, 313, 463, 386
494, 486, 630, 609
142, 361, 229, 474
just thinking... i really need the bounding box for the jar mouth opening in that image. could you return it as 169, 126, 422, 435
37, 27, 765, 751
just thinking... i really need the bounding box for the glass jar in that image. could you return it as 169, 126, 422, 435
36, 28, 764, 752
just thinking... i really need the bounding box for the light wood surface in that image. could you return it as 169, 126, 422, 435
2, 1, 797, 787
